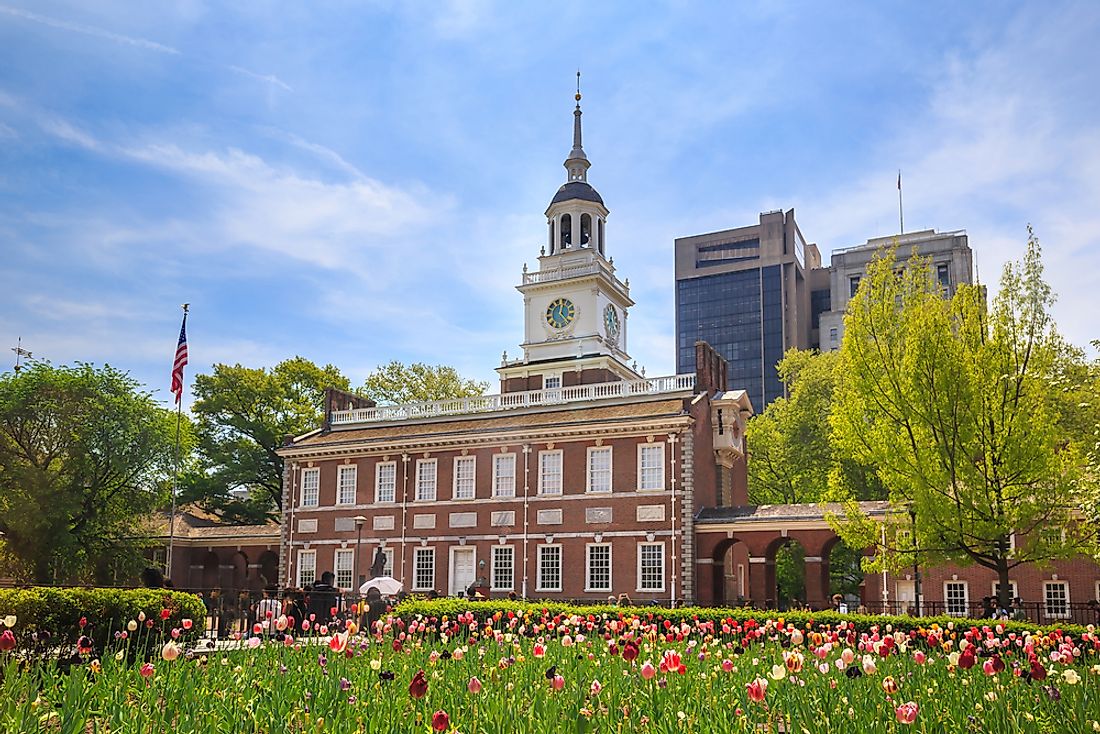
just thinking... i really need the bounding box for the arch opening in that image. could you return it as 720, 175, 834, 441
560, 214, 572, 249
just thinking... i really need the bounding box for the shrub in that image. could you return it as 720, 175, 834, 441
394, 598, 1089, 640
0, 587, 206, 659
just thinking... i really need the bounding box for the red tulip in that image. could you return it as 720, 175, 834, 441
622, 641, 639, 662
160, 609, 171, 621
409, 669, 429, 699
0, 630, 16, 651
746, 677, 768, 703
895, 702, 919, 725
431, 710, 449, 731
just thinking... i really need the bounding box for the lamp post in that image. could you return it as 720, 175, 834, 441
353, 515, 368, 591
908, 505, 921, 616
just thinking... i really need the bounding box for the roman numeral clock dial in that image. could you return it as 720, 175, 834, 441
545, 298, 576, 329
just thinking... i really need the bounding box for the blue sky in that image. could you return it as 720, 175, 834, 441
1, 1, 1098, 407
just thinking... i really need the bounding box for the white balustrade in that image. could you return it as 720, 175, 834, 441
329, 374, 697, 425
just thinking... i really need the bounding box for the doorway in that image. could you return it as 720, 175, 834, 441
450, 547, 476, 596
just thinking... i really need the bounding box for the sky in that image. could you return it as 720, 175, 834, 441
1, 0, 1098, 408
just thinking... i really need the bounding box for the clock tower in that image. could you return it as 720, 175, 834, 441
498, 81, 639, 393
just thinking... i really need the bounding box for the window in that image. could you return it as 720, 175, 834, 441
1044, 581, 1069, 618
453, 456, 476, 500
296, 550, 316, 587
944, 581, 969, 616
638, 543, 665, 592
413, 548, 435, 591
1039, 527, 1066, 548
493, 454, 516, 498
849, 275, 861, 298
586, 544, 612, 592
829, 327, 838, 347
492, 546, 514, 591
638, 444, 665, 491
337, 465, 357, 505
301, 468, 320, 507
544, 375, 561, 390
375, 462, 397, 504
416, 459, 437, 502
537, 545, 562, 591
992, 581, 1017, 602
936, 263, 950, 290
539, 451, 563, 495
587, 447, 612, 493
334, 549, 354, 590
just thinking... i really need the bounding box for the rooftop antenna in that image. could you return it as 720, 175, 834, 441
897, 170, 905, 235
11, 337, 31, 372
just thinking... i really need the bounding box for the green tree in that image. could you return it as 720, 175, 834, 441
187, 357, 349, 520
0, 362, 176, 583
361, 361, 488, 405
747, 349, 884, 504
829, 234, 1097, 609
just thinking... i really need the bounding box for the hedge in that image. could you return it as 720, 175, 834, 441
394, 598, 1090, 640
0, 587, 207, 659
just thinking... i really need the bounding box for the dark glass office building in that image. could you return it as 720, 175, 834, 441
674, 210, 821, 411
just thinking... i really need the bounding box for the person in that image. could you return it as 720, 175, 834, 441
282, 588, 306, 629
207, 589, 223, 639
1086, 599, 1100, 625
607, 595, 617, 606
365, 587, 387, 632
507, 591, 518, 601
308, 572, 341, 628
254, 587, 281, 631
369, 547, 387, 579
1010, 596, 1027, 622
830, 594, 844, 612
981, 596, 995, 619
617, 593, 633, 607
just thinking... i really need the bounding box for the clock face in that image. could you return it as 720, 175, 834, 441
603, 304, 621, 344
545, 298, 576, 329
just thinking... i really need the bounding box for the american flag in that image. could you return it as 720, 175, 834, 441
170, 311, 188, 404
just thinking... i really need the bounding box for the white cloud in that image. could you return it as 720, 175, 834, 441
0, 4, 180, 54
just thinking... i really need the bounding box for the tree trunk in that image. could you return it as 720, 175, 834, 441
996, 561, 1012, 612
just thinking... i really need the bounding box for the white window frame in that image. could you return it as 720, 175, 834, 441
452, 456, 476, 500
415, 459, 437, 502
296, 549, 317, 587
536, 544, 563, 592
538, 450, 563, 496
637, 542, 665, 593
413, 547, 435, 592
944, 581, 969, 617
586, 446, 612, 493
1096, 580, 1100, 603
374, 461, 397, 504
334, 548, 355, 590
991, 580, 1018, 601
1039, 528, 1067, 548
492, 454, 516, 498
585, 543, 612, 592
337, 465, 357, 506
1043, 580, 1070, 619
491, 545, 515, 592
300, 468, 320, 507
543, 374, 562, 390
637, 444, 665, 492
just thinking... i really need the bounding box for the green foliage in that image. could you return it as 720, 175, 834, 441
747, 349, 884, 504
0, 587, 205, 657
361, 361, 489, 405
774, 542, 805, 606
830, 234, 1098, 605
0, 362, 177, 584
187, 357, 349, 518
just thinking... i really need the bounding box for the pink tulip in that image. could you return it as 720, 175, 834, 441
721, 658, 734, 673
913, 651, 926, 665
896, 702, 919, 725
551, 674, 565, 690
139, 663, 155, 678
640, 661, 656, 680
746, 677, 768, 703
248, 636, 261, 649
468, 676, 482, 693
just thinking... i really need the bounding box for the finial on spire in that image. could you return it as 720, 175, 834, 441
576, 70, 582, 105
565, 71, 589, 181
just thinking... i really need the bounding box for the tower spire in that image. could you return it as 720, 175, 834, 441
564, 71, 590, 182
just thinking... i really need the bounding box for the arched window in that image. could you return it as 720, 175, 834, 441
560, 213, 572, 249
598, 218, 605, 256
548, 219, 555, 254
580, 214, 592, 246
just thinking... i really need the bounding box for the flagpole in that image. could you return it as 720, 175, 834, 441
898, 169, 905, 234
166, 303, 189, 581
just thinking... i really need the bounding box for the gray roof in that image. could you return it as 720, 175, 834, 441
695, 501, 892, 524
550, 181, 604, 207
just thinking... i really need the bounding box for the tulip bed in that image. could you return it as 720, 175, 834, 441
1, 603, 1098, 733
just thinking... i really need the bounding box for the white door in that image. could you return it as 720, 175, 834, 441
450, 548, 476, 596
896, 580, 915, 614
